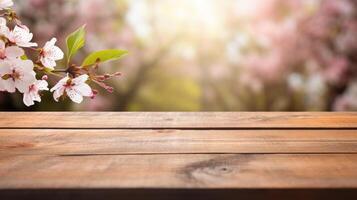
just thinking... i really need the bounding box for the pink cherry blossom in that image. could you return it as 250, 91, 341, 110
0, 0, 13, 10
40, 38, 64, 69
0, 17, 9, 36
0, 59, 36, 93
0, 40, 24, 60
0, 1, 125, 108
6, 25, 38, 47
23, 79, 48, 107
50, 74, 92, 103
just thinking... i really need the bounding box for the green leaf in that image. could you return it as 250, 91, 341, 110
66, 25, 86, 63
82, 49, 128, 67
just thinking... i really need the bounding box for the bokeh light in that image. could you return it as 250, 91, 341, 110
1, 0, 356, 111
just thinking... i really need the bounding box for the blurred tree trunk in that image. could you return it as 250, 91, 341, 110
115, 44, 173, 111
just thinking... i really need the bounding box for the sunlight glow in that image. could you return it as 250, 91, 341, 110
126, 0, 227, 39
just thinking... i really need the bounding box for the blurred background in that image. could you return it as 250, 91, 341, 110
0, 0, 356, 111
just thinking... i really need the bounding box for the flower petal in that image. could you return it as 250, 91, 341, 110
40, 56, 56, 69
23, 93, 35, 107
44, 38, 57, 50
17, 59, 34, 73
9, 26, 37, 47
5, 46, 24, 58
66, 88, 83, 104
72, 74, 89, 85
2, 79, 16, 93
49, 46, 64, 60
53, 87, 65, 102
33, 93, 41, 103
36, 80, 49, 91
0, 0, 13, 9
15, 78, 35, 93
0, 60, 11, 75
73, 83, 92, 97
50, 75, 69, 92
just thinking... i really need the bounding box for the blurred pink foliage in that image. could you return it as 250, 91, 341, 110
238, 0, 357, 110
1, 0, 356, 111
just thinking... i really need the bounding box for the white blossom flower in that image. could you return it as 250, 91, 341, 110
0, 40, 24, 60
6, 25, 38, 47
0, 0, 13, 10
40, 38, 64, 70
50, 74, 92, 104
0, 17, 9, 36
23, 79, 49, 107
0, 59, 36, 93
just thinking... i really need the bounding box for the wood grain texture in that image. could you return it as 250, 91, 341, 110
1, 112, 357, 200
1, 129, 357, 155
0, 112, 356, 128
1, 154, 357, 189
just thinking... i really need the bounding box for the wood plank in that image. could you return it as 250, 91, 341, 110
1, 129, 357, 155
1, 154, 357, 189
0, 112, 356, 129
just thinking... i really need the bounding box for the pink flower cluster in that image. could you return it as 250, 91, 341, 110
237, 0, 357, 110
0, 0, 124, 107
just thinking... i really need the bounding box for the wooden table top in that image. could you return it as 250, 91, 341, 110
1, 112, 357, 200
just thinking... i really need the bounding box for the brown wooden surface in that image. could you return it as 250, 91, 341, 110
0, 112, 357, 200
1, 154, 357, 189
1, 129, 357, 155
0, 112, 356, 128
